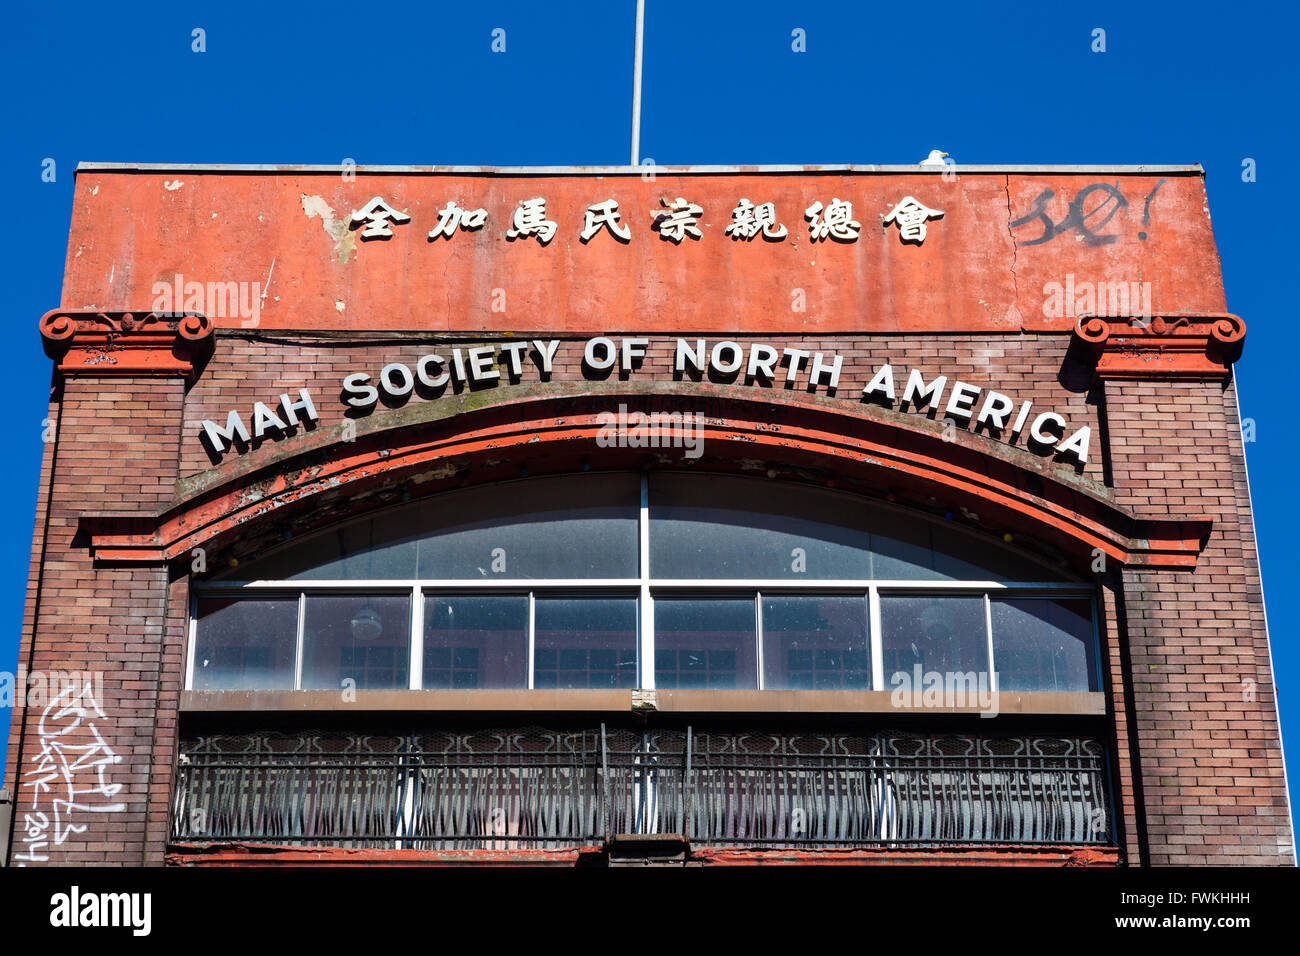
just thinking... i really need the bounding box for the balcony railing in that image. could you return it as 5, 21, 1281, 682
172, 725, 1112, 850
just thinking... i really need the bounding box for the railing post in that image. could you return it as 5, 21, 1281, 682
683, 726, 693, 842
600, 723, 612, 843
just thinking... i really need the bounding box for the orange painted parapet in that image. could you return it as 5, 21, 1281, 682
40, 309, 215, 382
1072, 313, 1246, 382
61, 166, 1226, 334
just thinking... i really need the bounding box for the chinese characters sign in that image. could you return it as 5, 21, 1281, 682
61, 169, 1225, 334
346, 193, 937, 246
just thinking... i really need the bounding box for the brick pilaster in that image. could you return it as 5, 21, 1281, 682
3, 312, 210, 866
1091, 316, 1292, 864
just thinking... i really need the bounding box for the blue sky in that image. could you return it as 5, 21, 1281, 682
1, 0, 1295, 836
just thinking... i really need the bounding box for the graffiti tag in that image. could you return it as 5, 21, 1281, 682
11, 678, 123, 865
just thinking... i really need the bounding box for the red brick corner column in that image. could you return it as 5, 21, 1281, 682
1074, 313, 1294, 866
2, 310, 213, 866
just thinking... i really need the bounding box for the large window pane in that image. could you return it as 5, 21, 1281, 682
650, 474, 873, 579
533, 596, 637, 689
880, 594, 988, 685
423, 594, 528, 689
225, 473, 640, 581
216, 472, 1072, 584
416, 475, 639, 580
992, 598, 1096, 692
868, 511, 1028, 582
300, 594, 411, 690
648, 473, 1066, 582
762, 595, 870, 690
654, 597, 756, 689
193, 595, 298, 690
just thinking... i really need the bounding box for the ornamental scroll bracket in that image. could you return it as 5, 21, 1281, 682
1071, 313, 1245, 383
39, 309, 216, 384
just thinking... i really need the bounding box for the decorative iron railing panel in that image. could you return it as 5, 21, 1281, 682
173, 726, 1112, 849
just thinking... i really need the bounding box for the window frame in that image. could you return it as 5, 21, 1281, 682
187, 473, 1100, 695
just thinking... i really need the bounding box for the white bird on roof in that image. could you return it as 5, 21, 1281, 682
920, 149, 950, 166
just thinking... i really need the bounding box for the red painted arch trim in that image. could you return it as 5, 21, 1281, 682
79, 385, 1210, 572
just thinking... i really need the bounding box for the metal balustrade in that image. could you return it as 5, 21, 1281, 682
172, 726, 1112, 850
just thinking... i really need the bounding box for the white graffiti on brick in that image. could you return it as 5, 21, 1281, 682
11, 680, 124, 865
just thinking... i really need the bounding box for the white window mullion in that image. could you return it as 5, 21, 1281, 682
869, 587, 884, 692
409, 586, 424, 690
984, 592, 997, 694
294, 591, 306, 690
527, 591, 536, 689
638, 473, 655, 690
185, 589, 198, 691
754, 591, 765, 690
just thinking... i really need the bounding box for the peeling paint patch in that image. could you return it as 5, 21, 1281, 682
335, 301, 345, 313
301, 194, 356, 264
413, 462, 461, 482
164, 180, 185, 191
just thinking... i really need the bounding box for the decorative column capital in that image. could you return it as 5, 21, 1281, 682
40, 309, 215, 383
1072, 313, 1245, 382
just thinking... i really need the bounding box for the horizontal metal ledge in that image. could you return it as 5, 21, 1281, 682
165, 842, 1121, 866
180, 688, 1107, 716
75, 162, 1204, 176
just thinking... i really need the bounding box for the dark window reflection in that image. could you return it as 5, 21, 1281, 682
533, 597, 637, 689
992, 598, 1096, 692
654, 598, 756, 689
763, 595, 870, 690
424, 594, 528, 689
880, 595, 988, 684
300, 594, 410, 690
193, 595, 298, 690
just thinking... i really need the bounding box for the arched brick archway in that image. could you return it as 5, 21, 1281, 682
81, 383, 1210, 575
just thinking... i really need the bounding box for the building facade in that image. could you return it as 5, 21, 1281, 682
3, 163, 1292, 866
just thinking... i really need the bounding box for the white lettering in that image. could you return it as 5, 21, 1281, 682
944, 381, 980, 420
1029, 411, 1066, 445
201, 410, 250, 452
342, 372, 379, 408
862, 364, 896, 402
975, 390, 1014, 429
902, 369, 947, 410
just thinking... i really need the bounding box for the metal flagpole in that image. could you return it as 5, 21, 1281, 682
630, 0, 645, 166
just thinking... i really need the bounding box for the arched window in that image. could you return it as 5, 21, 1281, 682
189, 472, 1099, 696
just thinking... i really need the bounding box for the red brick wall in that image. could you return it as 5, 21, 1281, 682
178, 330, 1105, 483
2, 379, 59, 824
1097, 578, 1144, 862
1106, 378, 1292, 865
4, 376, 185, 865
6, 331, 1291, 866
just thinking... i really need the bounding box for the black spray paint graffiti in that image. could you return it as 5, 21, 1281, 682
1138, 179, 1165, 240
1011, 179, 1166, 246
